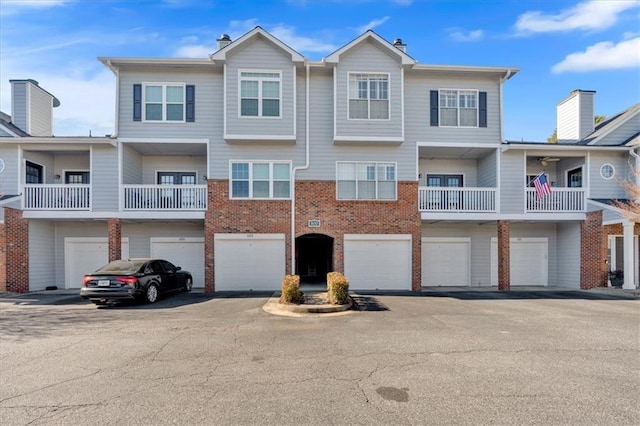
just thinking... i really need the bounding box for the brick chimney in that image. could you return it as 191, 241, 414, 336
556, 89, 595, 143
9, 79, 60, 136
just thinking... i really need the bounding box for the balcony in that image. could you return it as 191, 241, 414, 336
526, 188, 585, 212
419, 187, 497, 212
122, 185, 207, 211
23, 184, 91, 210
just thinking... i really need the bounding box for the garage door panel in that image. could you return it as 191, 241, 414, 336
422, 238, 470, 287
151, 238, 204, 289
215, 234, 285, 291
65, 238, 129, 289
490, 238, 548, 286
344, 236, 411, 291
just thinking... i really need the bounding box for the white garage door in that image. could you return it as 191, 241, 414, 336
214, 234, 285, 291
64, 237, 129, 289
422, 238, 470, 287
151, 237, 205, 289
344, 234, 412, 291
491, 238, 548, 286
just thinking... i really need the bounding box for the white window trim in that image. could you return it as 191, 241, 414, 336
62, 169, 90, 184
238, 69, 283, 119
228, 160, 292, 199
142, 82, 186, 123
565, 165, 584, 188
347, 72, 391, 121
438, 88, 479, 128
155, 170, 199, 185
600, 163, 615, 180
24, 159, 45, 185
335, 161, 398, 201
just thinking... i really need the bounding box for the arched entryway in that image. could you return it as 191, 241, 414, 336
296, 234, 334, 284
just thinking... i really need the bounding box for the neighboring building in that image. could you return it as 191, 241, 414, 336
1, 27, 638, 293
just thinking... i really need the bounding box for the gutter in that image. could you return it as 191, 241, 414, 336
290, 63, 311, 274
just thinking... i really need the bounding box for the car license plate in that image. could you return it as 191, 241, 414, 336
98, 280, 111, 287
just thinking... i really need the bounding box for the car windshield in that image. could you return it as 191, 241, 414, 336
94, 259, 147, 274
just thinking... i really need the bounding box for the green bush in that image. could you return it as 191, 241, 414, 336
280, 274, 304, 304
327, 272, 349, 305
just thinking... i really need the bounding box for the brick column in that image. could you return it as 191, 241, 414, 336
581, 210, 605, 289
497, 220, 510, 291
204, 179, 215, 293
0, 221, 6, 291
5, 207, 29, 293
107, 218, 122, 262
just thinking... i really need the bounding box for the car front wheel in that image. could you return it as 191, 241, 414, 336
145, 284, 159, 304
183, 278, 193, 293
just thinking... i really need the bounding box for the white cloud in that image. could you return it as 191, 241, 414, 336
175, 45, 212, 58
270, 25, 337, 52
515, 0, 640, 33
0, 0, 73, 15
449, 29, 484, 42
552, 37, 640, 73
356, 16, 390, 34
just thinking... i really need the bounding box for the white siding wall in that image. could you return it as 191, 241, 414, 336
122, 144, 142, 184
24, 151, 54, 183
54, 154, 90, 180
557, 222, 581, 288
500, 151, 525, 213
0, 128, 14, 137
225, 37, 296, 137
557, 95, 579, 142
91, 145, 119, 211
29, 86, 53, 137
419, 158, 478, 186
118, 68, 220, 139
335, 41, 402, 138
557, 157, 584, 187
477, 149, 498, 187
590, 151, 631, 199
29, 220, 55, 290
122, 222, 204, 258
405, 73, 502, 145
11, 83, 28, 134
595, 115, 640, 146
0, 144, 20, 193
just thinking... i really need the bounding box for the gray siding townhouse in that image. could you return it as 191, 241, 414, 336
1, 27, 638, 294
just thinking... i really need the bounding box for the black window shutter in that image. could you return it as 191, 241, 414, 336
133, 84, 142, 121
430, 90, 439, 126
186, 85, 195, 122
479, 91, 487, 128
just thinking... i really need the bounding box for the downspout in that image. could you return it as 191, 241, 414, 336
291, 62, 311, 274
629, 148, 640, 201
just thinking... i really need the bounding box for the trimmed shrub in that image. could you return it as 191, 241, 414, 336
280, 274, 304, 304
327, 272, 349, 305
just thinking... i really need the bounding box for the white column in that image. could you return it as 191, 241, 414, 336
623, 220, 636, 289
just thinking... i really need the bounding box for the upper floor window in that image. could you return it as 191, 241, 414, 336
144, 84, 185, 122
348, 73, 389, 120
439, 89, 478, 127
430, 89, 486, 128
240, 71, 281, 118
336, 161, 396, 200
230, 161, 291, 199
25, 161, 43, 184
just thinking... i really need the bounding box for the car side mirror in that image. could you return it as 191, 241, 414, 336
176, 266, 182, 271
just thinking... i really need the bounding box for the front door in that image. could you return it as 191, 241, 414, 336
157, 172, 196, 208
426, 174, 463, 209
296, 234, 334, 284
65, 171, 90, 184
25, 161, 43, 184
567, 167, 582, 187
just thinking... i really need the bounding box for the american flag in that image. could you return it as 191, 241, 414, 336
533, 172, 552, 199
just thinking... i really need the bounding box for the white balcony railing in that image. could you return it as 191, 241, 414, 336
122, 185, 207, 211
22, 184, 91, 210
526, 188, 585, 212
419, 187, 497, 212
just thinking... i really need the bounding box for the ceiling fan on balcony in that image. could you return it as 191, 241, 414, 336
538, 156, 560, 166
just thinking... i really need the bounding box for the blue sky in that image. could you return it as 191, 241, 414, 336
1, 0, 639, 141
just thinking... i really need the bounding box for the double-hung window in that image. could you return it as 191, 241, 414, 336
230, 161, 291, 199
440, 89, 478, 127
348, 73, 389, 119
336, 162, 397, 200
240, 71, 281, 117
144, 84, 185, 121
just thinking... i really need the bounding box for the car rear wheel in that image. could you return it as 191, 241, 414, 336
183, 278, 193, 293
145, 284, 159, 304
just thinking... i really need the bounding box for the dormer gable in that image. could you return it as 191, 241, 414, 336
210, 26, 305, 65
324, 30, 416, 66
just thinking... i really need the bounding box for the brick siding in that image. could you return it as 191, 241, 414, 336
580, 211, 605, 289
204, 180, 422, 292
0, 222, 6, 291
4, 208, 29, 293
108, 218, 122, 262
497, 220, 510, 291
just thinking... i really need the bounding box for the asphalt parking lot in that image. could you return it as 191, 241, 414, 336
1, 290, 639, 425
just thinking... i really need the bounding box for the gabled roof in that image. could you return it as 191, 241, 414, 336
580, 103, 640, 146
210, 26, 305, 64
324, 30, 416, 66
0, 111, 29, 137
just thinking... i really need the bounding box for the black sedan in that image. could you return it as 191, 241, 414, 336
80, 258, 193, 305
